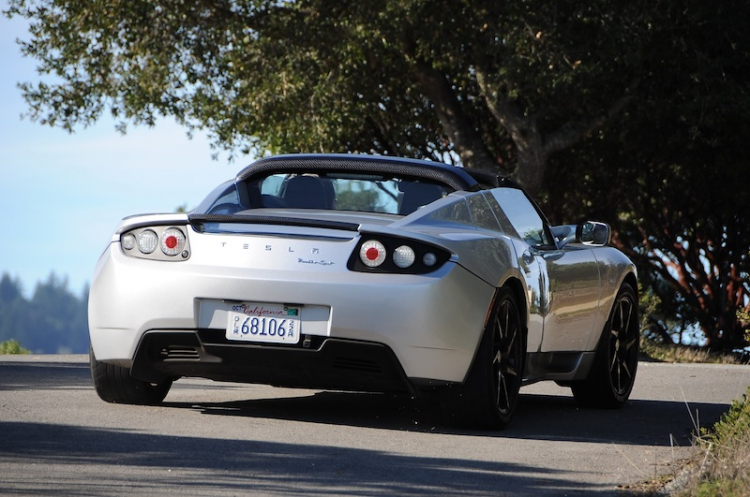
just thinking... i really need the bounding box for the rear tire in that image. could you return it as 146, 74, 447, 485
445, 287, 525, 430
571, 282, 639, 408
90, 346, 172, 405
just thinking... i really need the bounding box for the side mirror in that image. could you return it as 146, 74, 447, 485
577, 221, 610, 246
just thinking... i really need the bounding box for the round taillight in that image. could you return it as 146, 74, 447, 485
423, 252, 438, 267
161, 228, 186, 256
393, 245, 415, 268
121, 233, 136, 251
137, 230, 158, 254
360, 240, 386, 268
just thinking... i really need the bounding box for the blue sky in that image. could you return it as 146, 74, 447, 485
0, 14, 243, 297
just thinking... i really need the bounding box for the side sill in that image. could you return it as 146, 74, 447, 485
523, 351, 596, 384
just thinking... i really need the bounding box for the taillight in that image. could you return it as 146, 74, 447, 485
349, 234, 449, 274
137, 230, 158, 254
393, 245, 416, 268
161, 228, 186, 256
119, 226, 190, 261
360, 240, 387, 267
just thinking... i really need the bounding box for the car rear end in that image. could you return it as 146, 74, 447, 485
88, 211, 496, 394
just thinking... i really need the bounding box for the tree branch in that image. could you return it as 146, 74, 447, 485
409, 59, 498, 172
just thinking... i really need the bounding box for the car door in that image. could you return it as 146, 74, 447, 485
488, 188, 602, 353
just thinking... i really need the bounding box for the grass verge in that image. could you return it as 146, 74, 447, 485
672, 387, 750, 496
627, 340, 749, 495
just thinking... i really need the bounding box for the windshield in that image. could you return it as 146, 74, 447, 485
210, 172, 454, 216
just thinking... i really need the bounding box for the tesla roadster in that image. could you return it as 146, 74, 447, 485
89, 154, 639, 429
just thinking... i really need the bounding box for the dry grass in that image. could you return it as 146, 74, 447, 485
639, 340, 748, 365
671, 387, 750, 496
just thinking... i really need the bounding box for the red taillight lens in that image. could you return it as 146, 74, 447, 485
360, 240, 386, 267
161, 228, 186, 256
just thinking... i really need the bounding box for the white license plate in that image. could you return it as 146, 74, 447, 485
226, 303, 301, 344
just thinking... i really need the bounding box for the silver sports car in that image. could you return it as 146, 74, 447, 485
89, 154, 639, 429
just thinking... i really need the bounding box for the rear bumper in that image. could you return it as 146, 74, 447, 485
131, 330, 419, 394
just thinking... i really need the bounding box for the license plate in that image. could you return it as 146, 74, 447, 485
226, 303, 301, 344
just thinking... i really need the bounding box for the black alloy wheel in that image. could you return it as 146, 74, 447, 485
491, 291, 524, 419
448, 286, 525, 430
572, 282, 639, 408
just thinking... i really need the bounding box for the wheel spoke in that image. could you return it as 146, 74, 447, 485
504, 328, 517, 356
621, 362, 632, 380
497, 372, 510, 413
493, 349, 502, 365
622, 301, 633, 336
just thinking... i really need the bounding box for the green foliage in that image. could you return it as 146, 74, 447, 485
689, 388, 750, 496
3, 0, 655, 188
0, 339, 30, 355
739, 308, 750, 344
0, 272, 89, 353
707, 388, 750, 446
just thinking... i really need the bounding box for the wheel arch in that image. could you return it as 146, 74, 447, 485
622, 272, 639, 304
484, 277, 528, 330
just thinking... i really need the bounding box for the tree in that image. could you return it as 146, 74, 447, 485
0, 272, 89, 353
6, 0, 647, 194
543, 1, 750, 350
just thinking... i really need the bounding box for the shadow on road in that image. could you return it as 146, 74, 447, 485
0, 418, 600, 496
0, 359, 726, 446
164, 389, 719, 447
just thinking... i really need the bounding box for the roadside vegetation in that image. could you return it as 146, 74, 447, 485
629, 386, 750, 496
640, 340, 749, 365
687, 388, 750, 496
629, 300, 750, 495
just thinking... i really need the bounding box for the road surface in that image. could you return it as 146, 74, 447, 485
0, 355, 748, 495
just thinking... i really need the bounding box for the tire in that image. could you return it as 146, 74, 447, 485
571, 282, 639, 408
89, 346, 172, 405
445, 287, 526, 430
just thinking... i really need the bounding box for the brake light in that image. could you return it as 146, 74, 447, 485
161, 228, 186, 256
360, 240, 387, 267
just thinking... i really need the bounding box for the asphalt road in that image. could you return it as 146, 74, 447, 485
0, 355, 748, 496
